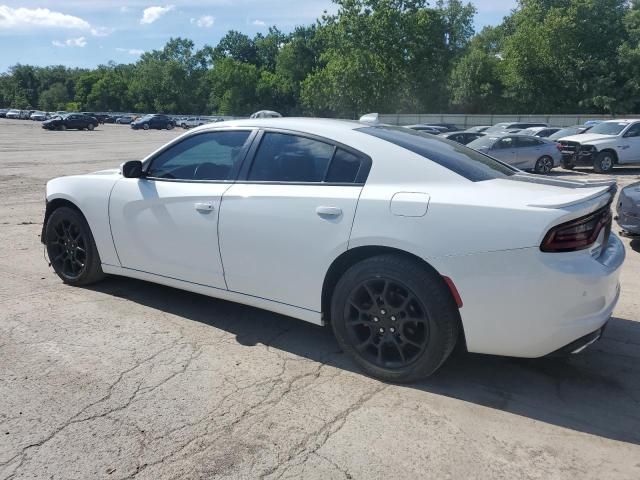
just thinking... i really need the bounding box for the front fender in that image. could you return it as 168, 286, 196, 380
45, 173, 121, 266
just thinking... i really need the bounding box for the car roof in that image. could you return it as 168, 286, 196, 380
198, 117, 363, 132
602, 119, 640, 124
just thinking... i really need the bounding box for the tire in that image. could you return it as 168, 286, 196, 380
594, 151, 615, 173
330, 254, 459, 383
561, 159, 575, 170
166, 123, 174, 130
59, 124, 66, 131
143, 124, 149, 131
45, 207, 105, 286
87, 123, 95, 131
534, 156, 553, 174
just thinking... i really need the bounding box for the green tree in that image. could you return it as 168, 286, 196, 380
39, 82, 70, 111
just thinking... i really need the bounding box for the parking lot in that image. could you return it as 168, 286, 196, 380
1, 118, 639, 479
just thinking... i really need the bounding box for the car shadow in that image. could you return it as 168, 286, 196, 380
87, 276, 640, 445
571, 167, 640, 177
630, 237, 640, 252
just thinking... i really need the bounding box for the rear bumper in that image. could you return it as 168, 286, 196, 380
436, 233, 625, 358
546, 322, 608, 356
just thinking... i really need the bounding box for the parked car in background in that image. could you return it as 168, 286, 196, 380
41, 117, 624, 382
547, 125, 591, 141
131, 114, 175, 130
467, 134, 561, 174
180, 117, 207, 129
116, 116, 133, 124
485, 122, 548, 134
439, 131, 485, 145
0, 108, 8, 118
5, 109, 21, 119
520, 126, 561, 138
557, 119, 640, 172
584, 120, 604, 127
617, 181, 640, 235
250, 110, 282, 119
425, 122, 459, 132
30, 111, 48, 121
404, 124, 448, 134
465, 125, 491, 133
19, 110, 33, 120
42, 113, 98, 131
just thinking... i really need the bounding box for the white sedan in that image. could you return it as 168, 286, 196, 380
42, 118, 625, 382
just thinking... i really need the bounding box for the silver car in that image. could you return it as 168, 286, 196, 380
617, 181, 640, 235
467, 134, 562, 174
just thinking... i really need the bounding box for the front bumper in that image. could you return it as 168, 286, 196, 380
561, 150, 596, 165
436, 232, 625, 358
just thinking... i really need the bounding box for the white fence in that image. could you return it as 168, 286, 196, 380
378, 113, 638, 128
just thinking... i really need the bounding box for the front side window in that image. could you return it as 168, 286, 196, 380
248, 132, 335, 182
624, 123, 640, 138
147, 131, 251, 181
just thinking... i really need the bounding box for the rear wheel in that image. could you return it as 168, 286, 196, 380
143, 123, 150, 131
594, 151, 615, 173
534, 156, 553, 174
87, 123, 95, 131
45, 207, 105, 286
59, 124, 66, 131
167, 123, 174, 130
331, 254, 459, 383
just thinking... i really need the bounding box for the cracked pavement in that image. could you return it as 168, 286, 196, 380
1, 119, 640, 479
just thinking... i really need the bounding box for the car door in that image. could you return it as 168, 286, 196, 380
618, 123, 640, 163
489, 136, 517, 164
109, 129, 255, 288
218, 130, 369, 312
514, 136, 544, 168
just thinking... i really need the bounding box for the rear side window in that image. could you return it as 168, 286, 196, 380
326, 149, 362, 183
248, 133, 335, 182
516, 137, 543, 147
358, 126, 516, 181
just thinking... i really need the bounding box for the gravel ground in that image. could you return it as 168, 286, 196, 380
1, 118, 639, 480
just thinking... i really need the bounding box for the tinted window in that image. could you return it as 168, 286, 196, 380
516, 136, 542, 148
624, 123, 640, 138
326, 148, 362, 183
358, 126, 516, 181
589, 122, 627, 135
248, 133, 334, 182
147, 131, 250, 180
495, 137, 515, 149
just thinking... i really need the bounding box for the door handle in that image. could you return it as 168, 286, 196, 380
316, 206, 342, 217
195, 202, 214, 212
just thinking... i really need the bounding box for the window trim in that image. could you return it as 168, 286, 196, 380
237, 128, 372, 186
142, 128, 258, 184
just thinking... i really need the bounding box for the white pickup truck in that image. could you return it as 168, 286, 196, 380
557, 119, 640, 172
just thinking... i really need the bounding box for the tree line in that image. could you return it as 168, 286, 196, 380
1, 0, 640, 117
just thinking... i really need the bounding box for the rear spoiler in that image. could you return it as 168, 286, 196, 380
512, 174, 617, 209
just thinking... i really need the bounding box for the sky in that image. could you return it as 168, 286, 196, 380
0, 1, 517, 72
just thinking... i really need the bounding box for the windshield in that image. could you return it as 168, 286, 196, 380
588, 122, 628, 135
485, 123, 512, 132
358, 126, 515, 182
548, 127, 580, 140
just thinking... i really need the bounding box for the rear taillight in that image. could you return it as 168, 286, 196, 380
540, 205, 612, 252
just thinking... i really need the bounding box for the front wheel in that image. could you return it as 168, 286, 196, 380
143, 123, 149, 131
166, 123, 174, 130
534, 156, 554, 174
59, 124, 66, 131
594, 151, 615, 173
561, 159, 575, 170
87, 123, 95, 131
45, 207, 105, 286
331, 254, 459, 383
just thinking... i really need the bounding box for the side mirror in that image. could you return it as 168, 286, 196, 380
121, 160, 143, 178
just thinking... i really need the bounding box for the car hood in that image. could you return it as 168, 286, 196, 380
559, 133, 616, 144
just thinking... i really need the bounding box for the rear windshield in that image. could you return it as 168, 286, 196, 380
358, 126, 516, 181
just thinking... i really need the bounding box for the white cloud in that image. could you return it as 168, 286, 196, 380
116, 47, 145, 56
191, 15, 214, 28
0, 5, 90, 30
140, 5, 175, 25
119, 6, 130, 13
252, 19, 266, 26
52, 36, 87, 48
90, 26, 112, 37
